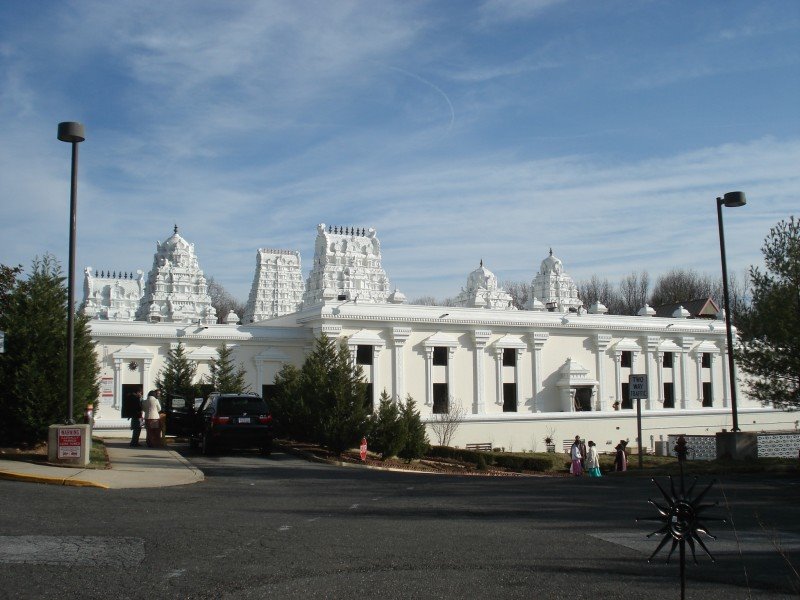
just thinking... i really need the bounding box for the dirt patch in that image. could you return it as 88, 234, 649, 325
0, 443, 48, 463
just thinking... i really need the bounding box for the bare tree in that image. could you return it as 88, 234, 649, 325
576, 275, 624, 314
500, 280, 529, 310
410, 295, 440, 306
619, 271, 650, 315
427, 399, 466, 447
206, 276, 246, 323
649, 268, 716, 307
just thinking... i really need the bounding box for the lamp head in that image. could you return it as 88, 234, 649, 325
57, 122, 85, 143
720, 191, 746, 208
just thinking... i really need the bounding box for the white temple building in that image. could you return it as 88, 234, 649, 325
243, 249, 304, 323
82, 268, 144, 321
85, 224, 793, 451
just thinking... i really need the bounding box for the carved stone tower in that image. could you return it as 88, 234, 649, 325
243, 249, 305, 323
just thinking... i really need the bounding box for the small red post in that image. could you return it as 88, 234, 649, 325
360, 437, 368, 461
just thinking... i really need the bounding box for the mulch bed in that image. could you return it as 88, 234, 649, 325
281, 442, 559, 477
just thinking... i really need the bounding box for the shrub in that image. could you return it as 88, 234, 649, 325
398, 396, 429, 461
369, 391, 407, 460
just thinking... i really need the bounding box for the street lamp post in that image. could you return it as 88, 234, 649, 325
58, 122, 86, 424
716, 191, 746, 432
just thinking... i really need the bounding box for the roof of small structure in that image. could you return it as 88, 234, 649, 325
654, 297, 719, 319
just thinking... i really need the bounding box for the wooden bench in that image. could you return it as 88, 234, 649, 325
466, 442, 493, 452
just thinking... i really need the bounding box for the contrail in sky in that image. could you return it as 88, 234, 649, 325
382, 64, 456, 133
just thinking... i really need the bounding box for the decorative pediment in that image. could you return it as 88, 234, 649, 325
347, 329, 386, 348
113, 344, 153, 360
658, 340, 683, 353
494, 334, 526, 349
692, 340, 720, 355
254, 347, 291, 363
613, 338, 642, 352
186, 345, 222, 361
423, 331, 459, 348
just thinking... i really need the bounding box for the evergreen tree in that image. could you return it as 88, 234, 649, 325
156, 341, 198, 401
272, 363, 305, 440
207, 343, 250, 393
0, 256, 99, 444
398, 396, 429, 461
736, 216, 800, 409
368, 390, 407, 460
302, 334, 370, 454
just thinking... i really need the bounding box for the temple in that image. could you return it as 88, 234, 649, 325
84, 224, 791, 450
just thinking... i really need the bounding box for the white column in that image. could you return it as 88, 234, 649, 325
694, 352, 704, 405
528, 332, 548, 412
709, 352, 718, 406
391, 327, 410, 401
514, 348, 523, 411
656, 350, 665, 406
644, 336, 660, 410
446, 346, 456, 406
473, 330, 491, 414
371, 345, 382, 409
113, 358, 123, 411
494, 348, 504, 406
142, 357, 152, 398
594, 334, 611, 411
679, 337, 693, 409
612, 351, 622, 406
424, 347, 434, 406
712, 342, 730, 408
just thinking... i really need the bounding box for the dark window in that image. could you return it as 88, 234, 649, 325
262, 384, 277, 402
663, 383, 674, 408
356, 345, 373, 365
217, 396, 269, 416
364, 383, 374, 411
432, 383, 449, 414
663, 352, 674, 369
702, 353, 711, 368
503, 383, 517, 412
702, 382, 713, 407
621, 351, 632, 368
621, 383, 632, 409
433, 346, 448, 366
502, 348, 516, 367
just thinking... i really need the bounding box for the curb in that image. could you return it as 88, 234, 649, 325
0, 469, 109, 489
163, 446, 205, 482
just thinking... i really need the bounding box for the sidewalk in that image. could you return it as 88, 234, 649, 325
0, 438, 204, 489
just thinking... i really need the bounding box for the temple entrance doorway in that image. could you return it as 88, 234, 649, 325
573, 386, 593, 411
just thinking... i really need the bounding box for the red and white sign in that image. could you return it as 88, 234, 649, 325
58, 427, 82, 459
100, 377, 113, 398
359, 437, 368, 461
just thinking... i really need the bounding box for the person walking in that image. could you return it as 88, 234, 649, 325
570, 435, 584, 476
614, 441, 628, 472
128, 390, 143, 447
586, 440, 601, 477
143, 389, 162, 448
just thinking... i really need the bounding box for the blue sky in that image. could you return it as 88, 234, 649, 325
1, 0, 798, 303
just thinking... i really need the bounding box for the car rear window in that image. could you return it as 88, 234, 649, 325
217, 397, 269, 416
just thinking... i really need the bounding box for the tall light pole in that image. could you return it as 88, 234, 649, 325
716, 190, 746, 432
58, 122, 86, 424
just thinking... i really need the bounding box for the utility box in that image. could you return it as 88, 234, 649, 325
47, 424, 92, 466
716, 431, 758, 460
654, 441, 670, 456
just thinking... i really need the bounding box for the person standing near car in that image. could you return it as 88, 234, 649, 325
128, 390, 144, 447
143, 389, 162, 448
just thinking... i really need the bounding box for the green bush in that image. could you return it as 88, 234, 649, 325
369, 391, 407, 460
398, 396, 429, 461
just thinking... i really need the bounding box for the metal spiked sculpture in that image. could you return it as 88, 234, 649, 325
637, 436, 726, 599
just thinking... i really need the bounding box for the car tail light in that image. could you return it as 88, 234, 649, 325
258, 415, 272, 424
211, 416, 230, 426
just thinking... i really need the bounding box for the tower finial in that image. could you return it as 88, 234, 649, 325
174, 224, 178, 234
549, 247, 553, 256
480, 258, 483, 268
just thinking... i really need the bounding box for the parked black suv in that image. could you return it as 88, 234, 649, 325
165, 392, 274, 455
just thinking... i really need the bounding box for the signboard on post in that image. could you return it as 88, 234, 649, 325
628, 375, 648, 469
628, 375, 648, 399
